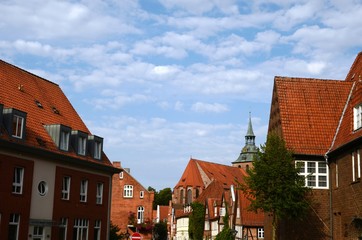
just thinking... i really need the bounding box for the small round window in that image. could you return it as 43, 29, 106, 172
38, 181, 48, 196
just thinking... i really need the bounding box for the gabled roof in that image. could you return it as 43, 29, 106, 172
0, 59, 116, 171
174, 158, 246, 189
269, 76, 352, 156
238, 190, 264, 226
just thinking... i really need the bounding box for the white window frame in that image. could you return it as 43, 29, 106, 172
296, 160, 328, 189
59, 218, 68, 240
12, 167, 24, 194
354, 104, 362, 130
96, 183, 103, 205
73, 219, 88, 240
123, 185, 133, 198
78, 136, 87, 155
119, 172, 123, 179
140, 190, 144, 199
137, 206, 144, 224
62, 176, 71, 200
12, 115, 24, 138
60, 130, 70, 151
258, 228, 264, 238
94, 220, 101, 240
94, 141, 102, 159
33, 226, 44, 239
80, 180, 88, 202
9, 213, 20, 240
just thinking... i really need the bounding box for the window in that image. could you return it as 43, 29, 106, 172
38, 181, 48, 196
140, 191, 144, 199
94, 141, 102, 159
352, 150, 361, 182
258, 228, 264, 238
78, 136, 87, 155
73, 219, 88, 240
12, 115, 24, 138
354, 104, 362, 130
8, 214, 20, 240
96, 183, 103, 205
296, 161, 328, 189
12, 167, 24, 194
119, 172, 123, 179
62, 176, 71, 200
59, 218, 68, 240
124, 185, 133, 198
187, 189, 192, 204
137, 206, 144, 224
33, 226, 44, 240
94, 220, 101, 240
60, 130, 70, 151
80, 180, 88, 202
335, 163, 339, 188
180, 189, 184, 204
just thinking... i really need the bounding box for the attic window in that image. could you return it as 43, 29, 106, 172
354, 104, 362, 130
3, 108, 27, 140
88, 135, 103, 160
35, 100, 43, 108
52, 106, 60, 115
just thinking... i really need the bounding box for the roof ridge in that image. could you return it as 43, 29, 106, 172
0, 59, 59, 87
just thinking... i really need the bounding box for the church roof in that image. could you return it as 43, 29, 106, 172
174, 158, 246, 189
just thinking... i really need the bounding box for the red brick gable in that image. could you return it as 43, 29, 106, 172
345, 52, 362, 81
0, 59, 114, 169
269, 76, 352, 155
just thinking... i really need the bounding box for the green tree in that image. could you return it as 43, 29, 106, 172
109, 221, 121, 240
148, 187, 172, 209
240, 133, 310, 240
215, 211, 235, 240
153, 221, 168, 240
188, 202, 205, 240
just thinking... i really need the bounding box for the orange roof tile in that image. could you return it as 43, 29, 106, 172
174, 158, 246, 189
270, 77, 352, 155
0, 59, 115, 171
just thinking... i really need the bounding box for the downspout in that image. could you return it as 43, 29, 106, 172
325, 81, 356, 240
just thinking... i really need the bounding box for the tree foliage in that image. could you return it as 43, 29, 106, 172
215, 211, 235, 240
188, 202, 205, 240
109, 221, 121, 240
148, 187, 172, 209
153, 222, 168, 240
240, 133, 310, 239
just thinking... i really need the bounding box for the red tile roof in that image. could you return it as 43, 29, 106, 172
174, 158, 246, 189
0, 59, 115, 170
270, 76, 352, 155
238, 189, 264, 226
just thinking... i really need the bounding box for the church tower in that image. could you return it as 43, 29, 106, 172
232, 113, 259, 170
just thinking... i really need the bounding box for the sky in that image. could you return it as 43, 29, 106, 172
1, 0, 362, 191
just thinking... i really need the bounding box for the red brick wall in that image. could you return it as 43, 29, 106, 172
0, 154, 34, 240
111, 162, 154, 238
330, 150, 362, 239
52, 166, 111, 240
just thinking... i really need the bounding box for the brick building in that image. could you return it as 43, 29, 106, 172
0, 60, 119, 239
267, 52, 362, 239
111, 161, 154, 239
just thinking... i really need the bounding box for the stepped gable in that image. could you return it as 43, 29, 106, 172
0, 59, 113, 168
269, 76, 352, 156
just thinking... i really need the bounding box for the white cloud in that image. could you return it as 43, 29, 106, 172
191, 102, 229, 113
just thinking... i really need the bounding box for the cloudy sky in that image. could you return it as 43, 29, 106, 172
1, 0, 361, 190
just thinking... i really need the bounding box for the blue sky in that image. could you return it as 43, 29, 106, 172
1, 0, 362, 190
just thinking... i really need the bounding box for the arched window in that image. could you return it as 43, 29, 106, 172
137, 206, 144, 224
180, 189, 184, 204
187, 189, 192, 204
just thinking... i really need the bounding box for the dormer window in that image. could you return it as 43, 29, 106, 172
354, 104, 362, 130
88, 135, 103, 160
71, 130, 88, 156
3, 108, 27, 140
44, 124, 71, 151
60, 129, 70, 151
